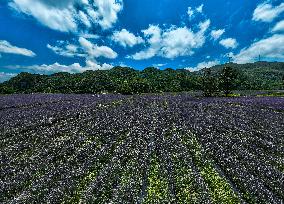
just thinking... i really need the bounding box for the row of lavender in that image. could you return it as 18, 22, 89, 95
0, 94, 126, 135
1, 94, 283, 203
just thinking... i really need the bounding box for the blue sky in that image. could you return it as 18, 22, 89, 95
0, 0, 284, 81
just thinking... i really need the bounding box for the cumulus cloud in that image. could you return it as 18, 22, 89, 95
9, 0, 123, 32
10, 0, 78, 32
233, 34, 284, 63
0, 40, 36, 57
14, 61, 113, 74
185, 60, 220, 71
131, 20, 210, 60
79, 37, 117, 59
219, 38, 238, 49
131, 25, 162, 60
272, 20, 284, 32
111, 29, 144, 47
48, 37, 117, 59
92, 0, 123, 29
47, 38, 117, 74
161, 27, 198, 58
85, 60, 113, 70
161, 21, 210, 59
0, 72, 17, 82
211, 29, 225, 40
253, 2, 284, 23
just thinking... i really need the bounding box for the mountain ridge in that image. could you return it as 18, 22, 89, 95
1, 61, 283, 94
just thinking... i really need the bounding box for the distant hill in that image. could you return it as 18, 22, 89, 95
195, 61, 284, 90
0, 62, 283, 94
203, 61, 283, 75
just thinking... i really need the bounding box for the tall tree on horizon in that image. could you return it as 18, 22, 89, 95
282, 75, 284, 90
201, 68, 217, 97
219, 66, 238, 96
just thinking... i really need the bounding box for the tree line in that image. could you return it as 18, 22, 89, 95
0, 62, 283, 95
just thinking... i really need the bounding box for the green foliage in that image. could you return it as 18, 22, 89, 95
200, 164, 240, 204
0, 84, 15, 94
201, 68, 218, 97
182, 134, 240, 204
0, 62, 283, 95
219, 66, 238, 96
257, 92, 284, 97
282, 75, 284, 89
144, 156, 170, 203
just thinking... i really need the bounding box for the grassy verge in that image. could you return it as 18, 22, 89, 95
182, 133, 241, 204
143, 155, 170, 203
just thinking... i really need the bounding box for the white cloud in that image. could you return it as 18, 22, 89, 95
196, 60, 219, 69
117, 62, 129, 67
47, 43, 85, 58
143, 25, 162, 45
196, 4, 204, 13
130, 48, 158, 60
10, 0, 123, 32
10, 0, 78, 32
161, 27, 197, 58
85, 60, 113, 70
161, 21, 209, 59
0, 72, 16, 83
234, 34, 284, 63
211, 29, 225, 40
272, 20, 284, 32
111, 29, 144, 47
187, 7, 194, 18
187, 4, 204, 19
92, 0, 123, 29
131, 25, 162, 60
15, 61, 113, 74
185, 60, 220, 71
80, 33, 100, 39
78, 10, 91, 28
0, 40, 36, 57
153, 63, 166, 67
30, 63, 84, 73
253, 2, 284, 23
131, 20, 210, 60
79, 37, 117, 59
48, 37, 117, 60
47, 37, 117, 73
219, 38, 238, 49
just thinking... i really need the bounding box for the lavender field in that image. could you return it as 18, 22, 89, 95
1, 94, 284, 204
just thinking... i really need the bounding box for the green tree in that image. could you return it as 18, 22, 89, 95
201, 68, 217, 97
219, 66, 238, 96
118, 80, 132, 95
129, 78, 150, 94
